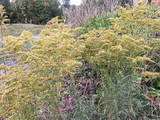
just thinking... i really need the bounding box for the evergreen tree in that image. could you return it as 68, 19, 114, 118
0, 0, 17, 23
5, 2, 18, 23
14, 0, 30, 23
48, 0, 62, 18
30, 0, 40, 23
38, 0, 52, 24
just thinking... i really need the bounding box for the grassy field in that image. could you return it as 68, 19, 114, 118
0, 24, 45, 38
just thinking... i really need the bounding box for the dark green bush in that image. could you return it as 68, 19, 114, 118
76, 12, 118, 36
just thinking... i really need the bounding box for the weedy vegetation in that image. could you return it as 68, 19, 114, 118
0, 0, 160, 119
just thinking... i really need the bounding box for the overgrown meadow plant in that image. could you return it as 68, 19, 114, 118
0, 5, 10, 67
108, 0, 160, 77
0, 17, 85, 119
109, 0, 160, 40
76, 0, 160, 119
0, 1, 160, 120
79, 27, 160, 119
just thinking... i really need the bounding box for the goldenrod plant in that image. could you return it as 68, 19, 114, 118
109, 0, 160, 40
0, 5, 10, 67
0, 17, 85, 119
0, 0, 160, 119
79, 27, 159, 119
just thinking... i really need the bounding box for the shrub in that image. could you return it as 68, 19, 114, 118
77, 11, 118, 36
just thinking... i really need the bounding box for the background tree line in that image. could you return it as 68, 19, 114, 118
0, 0, 139, 25
0, 0, 70, 24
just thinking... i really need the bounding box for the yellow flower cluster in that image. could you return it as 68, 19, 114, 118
0, 17, 85, 119
81, 28, 153, 68
109, 0, 160, 40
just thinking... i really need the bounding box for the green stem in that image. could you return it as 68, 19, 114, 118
129, 80, 132, 120
73, 76, 83, 118
116, 88, 119, 120
116, 58, 119, 120
100, 69, 110, 120
47, 81, 62, 120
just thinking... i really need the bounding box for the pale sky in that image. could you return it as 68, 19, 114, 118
70, 0, 82, 5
